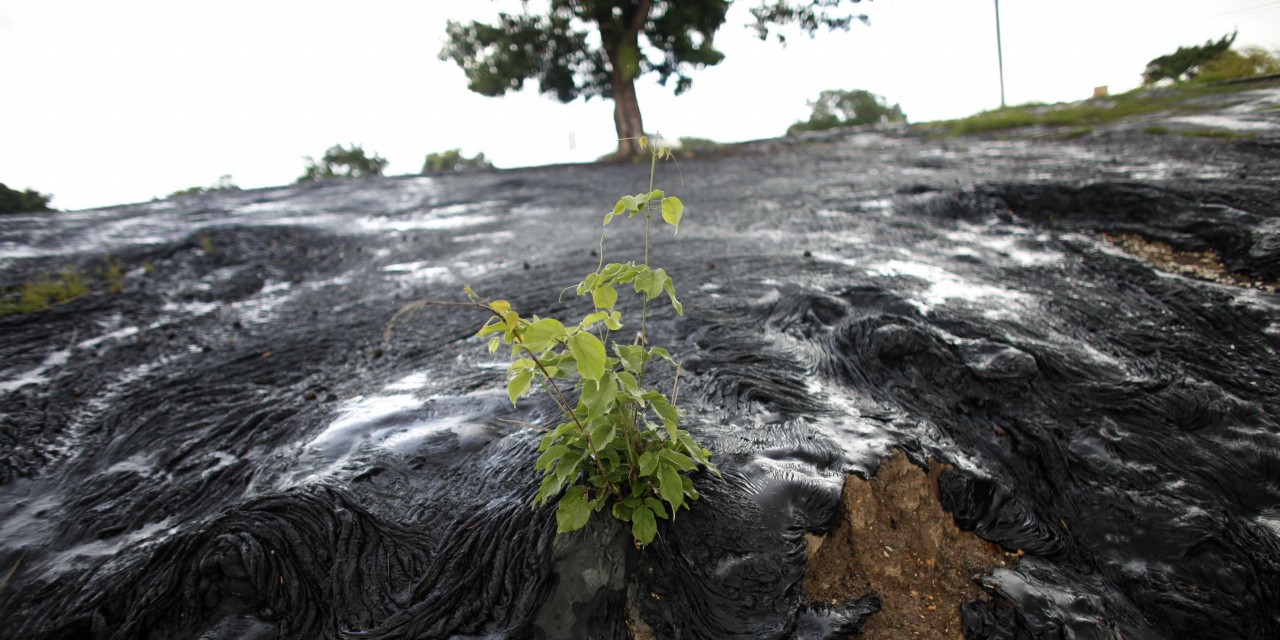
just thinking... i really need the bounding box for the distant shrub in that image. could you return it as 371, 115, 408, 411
1143, 125, 1170, 135
422, 149, 494, 174
788, 89, 906, 135
1195, 46, 1280, 83
0, 183, 53, 214
1143, 33, 1236, 85
170, 174, 239, 199
676, 137, 723, 152
299, 144, 388, 183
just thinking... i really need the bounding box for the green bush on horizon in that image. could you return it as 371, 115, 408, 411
0, 183, 54, 214
788, 89, 906, 135
1194, 46, 1280, 83
675, 137, 723, 152
422, 149, 494, 174
170, 174, 240, 199
298, 144, 388, 183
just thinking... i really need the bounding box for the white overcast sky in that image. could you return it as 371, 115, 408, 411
2, 0, 1279, 211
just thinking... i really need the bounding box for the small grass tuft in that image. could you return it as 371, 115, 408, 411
1, 268, 87, 316
0, 257, 134, 317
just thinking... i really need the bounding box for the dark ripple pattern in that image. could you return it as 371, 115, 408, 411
2, 131, 1279, 638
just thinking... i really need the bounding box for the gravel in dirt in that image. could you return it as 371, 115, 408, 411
804, 451, 1017, 640
1102, 231, 1278, 291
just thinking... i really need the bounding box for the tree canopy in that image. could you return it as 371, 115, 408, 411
441, 1, 868, 157
0, 183, 53, 214
1143, 33, 1236, 85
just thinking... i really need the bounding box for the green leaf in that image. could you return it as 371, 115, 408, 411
599, 263, 623, 279
646, 391, 680, 437
659, 464, 685, 512
535, 444, 569, 471
581, 311, 609, 329
582, 374, 618, 421
476, 320, 506, 338
569, 331, 606, 381
535, 473, 566, 506
649, 346, 673, 363
600, 444, 621, 470
617, 371, 641, 398
507, 369, 533, 406
556, 485, 592, 532
645, 497, 668, 520
648, 189, 664, 201
523, 318, 567, 352
577, 272, 599, 296
682, 476, 699, 501
660, 449, 696, 472
501, 310, 519, 331
488, 336, 501, 353
648, 268, 668, 299
611, 501, 633, 521
662, 275, 682, 315
612, 264, 642, 285
556, 451, 584, 483
618, 194, 643, 214
638, 451, 659, 476
614, 344, 647, 372
592, 285, 618, 310
590, 419, 615, 450
662, 196, 683, 232
605, 311, 623, 331
632, 504, 657, 546
633, 268, 658, 299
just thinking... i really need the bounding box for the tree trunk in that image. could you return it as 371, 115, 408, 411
598, 0, 652, 159
611, 72, 646, 158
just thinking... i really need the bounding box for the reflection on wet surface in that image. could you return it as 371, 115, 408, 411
2, 113, 1280, 638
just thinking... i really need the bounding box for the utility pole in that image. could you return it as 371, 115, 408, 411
995, 0, 1006, 108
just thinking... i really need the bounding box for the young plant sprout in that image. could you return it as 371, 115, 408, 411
449, 137, 716, 547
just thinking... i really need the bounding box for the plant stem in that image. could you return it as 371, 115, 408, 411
635, 146, 659, 438
512, 327, 615, 496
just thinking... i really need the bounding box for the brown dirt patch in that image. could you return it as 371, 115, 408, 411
1102, 232, 1278, 292
804, 451, 1017, 639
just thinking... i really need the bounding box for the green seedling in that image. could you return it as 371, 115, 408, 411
407, 137, 715, 547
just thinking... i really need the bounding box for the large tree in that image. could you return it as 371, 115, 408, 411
1142, 32, 1236, 85
0, 183, 53, 214
441, 1, 868, 158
